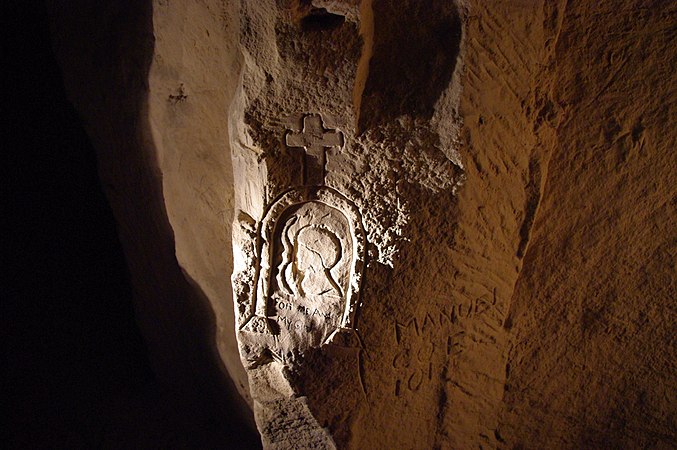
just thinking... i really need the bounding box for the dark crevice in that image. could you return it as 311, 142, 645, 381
301, 8, 345, 32
6, 1, 260, 448
516, 157, 543, 259
359, 0, 462, 130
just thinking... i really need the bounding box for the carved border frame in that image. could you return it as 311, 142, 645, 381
241, 186, 366, 343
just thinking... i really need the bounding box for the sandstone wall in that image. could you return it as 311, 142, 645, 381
49, 0, 675, 448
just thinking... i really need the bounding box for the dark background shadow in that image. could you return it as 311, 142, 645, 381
358, 0, 461, 130
3, 2, 260, 448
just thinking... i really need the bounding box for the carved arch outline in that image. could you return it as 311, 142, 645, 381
241, 186, 366, 343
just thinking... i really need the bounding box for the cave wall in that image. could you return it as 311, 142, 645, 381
47, 0, 675, 448
498, 2, 676, 447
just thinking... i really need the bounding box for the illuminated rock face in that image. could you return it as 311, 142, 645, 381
50, 0, 676, 448
228, 2, 467, 447
238, 183, 368, 362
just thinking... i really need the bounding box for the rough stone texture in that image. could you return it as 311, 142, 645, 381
496, 2, 677, 447
48, 0, 675, 448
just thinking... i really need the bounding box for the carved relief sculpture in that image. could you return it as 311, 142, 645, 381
240, 114, 367, 363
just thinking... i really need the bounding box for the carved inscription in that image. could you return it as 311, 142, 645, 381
392, 292, 499, 396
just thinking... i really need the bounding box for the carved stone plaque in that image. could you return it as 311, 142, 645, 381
240, 114, 366, 363
271, 201, 351, 346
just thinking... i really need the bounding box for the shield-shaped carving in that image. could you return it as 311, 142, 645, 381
241, 186, 366, 359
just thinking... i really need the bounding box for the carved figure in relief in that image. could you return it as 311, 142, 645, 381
270, 200, 353, 348
239, 113, 367, 362
281, 222, 343, 298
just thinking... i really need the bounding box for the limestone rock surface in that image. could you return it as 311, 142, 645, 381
49, 0, 675, 448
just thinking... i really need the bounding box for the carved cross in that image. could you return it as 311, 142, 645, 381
285, 114, 344, 186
